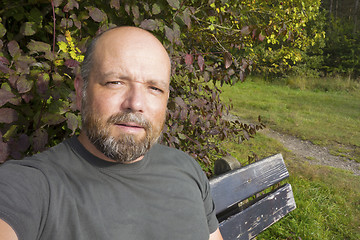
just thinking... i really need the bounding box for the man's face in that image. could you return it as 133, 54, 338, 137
80, 30, 170, 163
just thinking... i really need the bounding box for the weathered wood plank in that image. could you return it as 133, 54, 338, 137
219, 183, 296, 240
210, 154, 289, 214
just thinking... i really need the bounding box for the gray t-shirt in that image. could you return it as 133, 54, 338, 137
0, 137, 218, 240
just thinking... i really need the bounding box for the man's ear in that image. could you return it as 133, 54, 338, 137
74, 75, 83, 111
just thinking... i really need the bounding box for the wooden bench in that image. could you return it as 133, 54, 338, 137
210, 153, 296, 240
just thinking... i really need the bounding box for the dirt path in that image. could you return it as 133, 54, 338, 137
261, 128, 360, 176
224, 114, 360, 176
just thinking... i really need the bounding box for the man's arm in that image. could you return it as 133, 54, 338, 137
0, 219, 18, 240
209, 228, 223, 240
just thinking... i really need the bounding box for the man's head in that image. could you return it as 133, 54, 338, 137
75, 26, 171, 163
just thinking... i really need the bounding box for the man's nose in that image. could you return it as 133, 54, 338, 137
121, 85, 145, 112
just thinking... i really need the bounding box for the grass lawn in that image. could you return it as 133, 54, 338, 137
220, 77, 360, 239
220, 77, 360, 162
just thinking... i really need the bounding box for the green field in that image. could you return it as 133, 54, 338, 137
220, 77, 360, 239
221, 77, 360, 162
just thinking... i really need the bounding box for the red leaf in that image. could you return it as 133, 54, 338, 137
0, 138, 8, 163
174, 97, 187, 108
7, 40, 20, 58
183, 8, 191, 29
0, 89, 15, 107
53, 0, 63, 7
17, 134, 30, 152
0, 56, 9, 65
42, 113, 66, 126
189, 110, 198, 125
224, 52, 232, 69
140, 19, 158, 31
16, 75, 33, 93
258, 33, 265, 41
241, 26, 251, 35
165, 26, 175, 42
64, 59, 79, 68
63, 0, 79, 12
88, 7, 106, 22
180, 108, 188, 121
37, 73, 50, 95
21, 93, 33, 103
132, 5, 140, 20
110, 0, 120, 10
0, 108, 18, 124
185, 54, 193, 66
167, 0, 180, 9
0, 63, 9, 74
197, 55, 204, 71
32, 128, 48, 152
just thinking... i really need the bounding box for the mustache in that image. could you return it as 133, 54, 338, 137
107, 112, 151, 130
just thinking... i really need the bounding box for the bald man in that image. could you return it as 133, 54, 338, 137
0, 27, 223, 240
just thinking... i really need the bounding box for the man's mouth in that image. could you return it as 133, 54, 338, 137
116, 122, 144, 129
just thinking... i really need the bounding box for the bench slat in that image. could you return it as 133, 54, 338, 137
210, 154, 289, 214
219, 183, 296, 240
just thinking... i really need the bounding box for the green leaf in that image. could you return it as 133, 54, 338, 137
27, 40, 51, 54
178, 133, 187, 140
28, 7, 43, 24
0, 23, 6, 38
66, 112, 79, 134
167, 0, 180, 9
152, 3, 161, 15
20, 22, 37, 36
3, 125, 18, 142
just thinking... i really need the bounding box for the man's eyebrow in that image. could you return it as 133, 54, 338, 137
103, 71, 169, 89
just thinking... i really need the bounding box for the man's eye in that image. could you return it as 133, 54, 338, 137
150, 86, 163, 93
106, 81, 123, 86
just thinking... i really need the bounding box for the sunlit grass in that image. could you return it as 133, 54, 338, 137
220, 76, 360, 162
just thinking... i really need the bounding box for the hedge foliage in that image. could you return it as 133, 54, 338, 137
0, 0, 321, 175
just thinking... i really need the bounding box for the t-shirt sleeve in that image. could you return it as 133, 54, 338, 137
194, 164, 219, 234
0, 161, 49, 240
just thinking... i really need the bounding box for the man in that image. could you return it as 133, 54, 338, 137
0, 27, 223, 240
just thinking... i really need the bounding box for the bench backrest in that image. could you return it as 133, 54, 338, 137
210, 153, 296, 240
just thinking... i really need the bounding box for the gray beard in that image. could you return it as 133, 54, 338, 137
81, 105, 162, 163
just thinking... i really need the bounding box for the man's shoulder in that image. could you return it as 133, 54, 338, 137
2, 137, 75, 170
150, 144, 203, 172
151, 143, 193, 159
